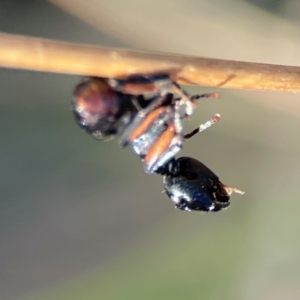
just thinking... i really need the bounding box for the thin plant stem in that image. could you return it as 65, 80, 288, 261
1, 32, 300, 92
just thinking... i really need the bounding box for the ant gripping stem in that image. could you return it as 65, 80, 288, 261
72, 75, 244, 212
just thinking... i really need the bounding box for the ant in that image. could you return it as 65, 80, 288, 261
72, 74, 244, 212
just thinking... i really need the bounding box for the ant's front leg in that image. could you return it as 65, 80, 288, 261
107, 74, 173, 96
109, 74, 220, 117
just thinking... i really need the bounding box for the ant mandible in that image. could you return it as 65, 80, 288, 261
72, 74, 244, 212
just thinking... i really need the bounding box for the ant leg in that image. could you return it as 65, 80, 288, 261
111, 76, 176, 146
173, 96, 184, 135
109, 74, 193, 117
190, 92, 220, 101
172, 83, 220, 117
108, 74, 172, 95
171, 81, 194, 116
131, 97, 143, 111
119, 93, 171, 146
174, 92, 219, 103
184, 113, 221, 140
110, 74, 219, 118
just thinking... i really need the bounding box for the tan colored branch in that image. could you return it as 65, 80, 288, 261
0, 32, 300, 92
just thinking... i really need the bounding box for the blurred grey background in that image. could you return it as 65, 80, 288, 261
1, 1, 300, 299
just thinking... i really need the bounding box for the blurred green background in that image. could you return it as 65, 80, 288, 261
1, 1, 300, 299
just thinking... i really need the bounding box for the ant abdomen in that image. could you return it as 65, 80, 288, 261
162, 157, 244, 212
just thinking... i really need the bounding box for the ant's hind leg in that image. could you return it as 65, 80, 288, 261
190, 92, 220, 101
184, 113, 221, 140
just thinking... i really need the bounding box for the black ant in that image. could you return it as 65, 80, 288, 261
72, 74, 244, 212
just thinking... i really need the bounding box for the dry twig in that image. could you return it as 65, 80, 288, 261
1, 32, 300, 92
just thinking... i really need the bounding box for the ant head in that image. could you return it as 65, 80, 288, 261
162, 157, 232, 212
72, 77, 132, 140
